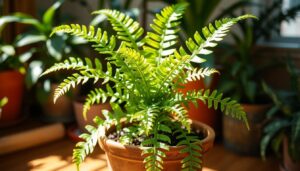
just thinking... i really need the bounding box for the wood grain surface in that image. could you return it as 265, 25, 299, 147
0, 138, 279, 171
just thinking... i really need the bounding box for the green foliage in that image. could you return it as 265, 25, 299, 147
261, 61, 300, 161
219, 0, 300, 103
51, 24, 116, 54
42, 3, 253, 170
0, 0, 85, 88
0, 97, 8, 108
175, 125, 202, 171
0, 97, 8, 116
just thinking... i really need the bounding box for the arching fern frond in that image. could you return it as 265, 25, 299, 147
93, 9, 144, 50
73, 115, 117, 170
173, 89, 249, 129
143, 2, 188, 61
185, 67, 219, 83
142, 116, 171, 171
180, 14, 257, 63
141, 107, 159, 136
41, 57, 102, 77
73, 116, 105, 170
113, 47, 155, 98
83, 85, 128, 120
164, 104, 190, 132
175, 127, 202, 171
51, 24, 116, 54
52, 65, 114, 103
155, 51, 191, 92
54, 73, 92, 103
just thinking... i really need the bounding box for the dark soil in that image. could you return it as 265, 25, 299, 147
107, 127, 205, 146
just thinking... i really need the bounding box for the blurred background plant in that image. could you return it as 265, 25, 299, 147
0, 0, 89, 122
218, 0, 300, 104
261, 59, 300, 170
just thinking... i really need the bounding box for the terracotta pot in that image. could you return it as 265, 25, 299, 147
280, 137, 300, 171
73, 100, 111, 132
223, 103, 270, 155
99, 120, 215, 171
42, 83, 73, 123
178, 74, 220, 132
0, 70, 24, 124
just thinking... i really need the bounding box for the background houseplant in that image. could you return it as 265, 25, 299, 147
0, 0, 86, 122
261, 60, 300, 171
219, 0, 300, 155
42, 3, 253, 170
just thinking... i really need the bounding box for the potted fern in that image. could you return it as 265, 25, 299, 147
42, 3, 254, 170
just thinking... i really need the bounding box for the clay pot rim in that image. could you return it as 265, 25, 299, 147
99, 120, 215, 152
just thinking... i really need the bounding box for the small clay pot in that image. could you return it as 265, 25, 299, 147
99, 120, 215, 171
0, 70, 24, 124
280, 137, 300, 171
223, 103, 270, 155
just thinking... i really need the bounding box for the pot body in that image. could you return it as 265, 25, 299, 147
223, 103, 270, 155
0, 70, 24, 123
99, 120, 215, 171
280, 137, 300, 171
73, 100, 111, 132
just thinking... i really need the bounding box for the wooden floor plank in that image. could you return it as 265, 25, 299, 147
0, 137, 279, 171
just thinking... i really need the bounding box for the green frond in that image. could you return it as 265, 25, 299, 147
141, 116, 170, 171
173, 89, 249, 129
143, 2, 188, 61
140, 107, 159, 135
185, 67, 219, 83
83, 85, 128, 120
164, 104, 191, 132
180, 14, 256, 63
93, 9, 144, 50
41, 57, 101, 77
175, 127, 202, 171
72, 116, 106, 169
116, 47, 154, 89
51, 24, 116, 54
54, 73, 90, 103
155, 52, 191, 92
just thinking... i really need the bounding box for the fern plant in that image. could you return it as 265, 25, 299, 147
42, 3, 255, 171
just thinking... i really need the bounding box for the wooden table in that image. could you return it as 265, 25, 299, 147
0, 137, 279, 171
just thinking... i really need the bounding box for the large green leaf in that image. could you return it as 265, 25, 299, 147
26, 60, 44, 88
0, 45, 15, 56
0, 13, 44, 33
42, 0, 65, 28
46, 35, 66, 61
15, 33, 46, 47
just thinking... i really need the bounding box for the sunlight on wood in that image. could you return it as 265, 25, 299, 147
203, 167, 217, 171
28, 154, 108, 171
